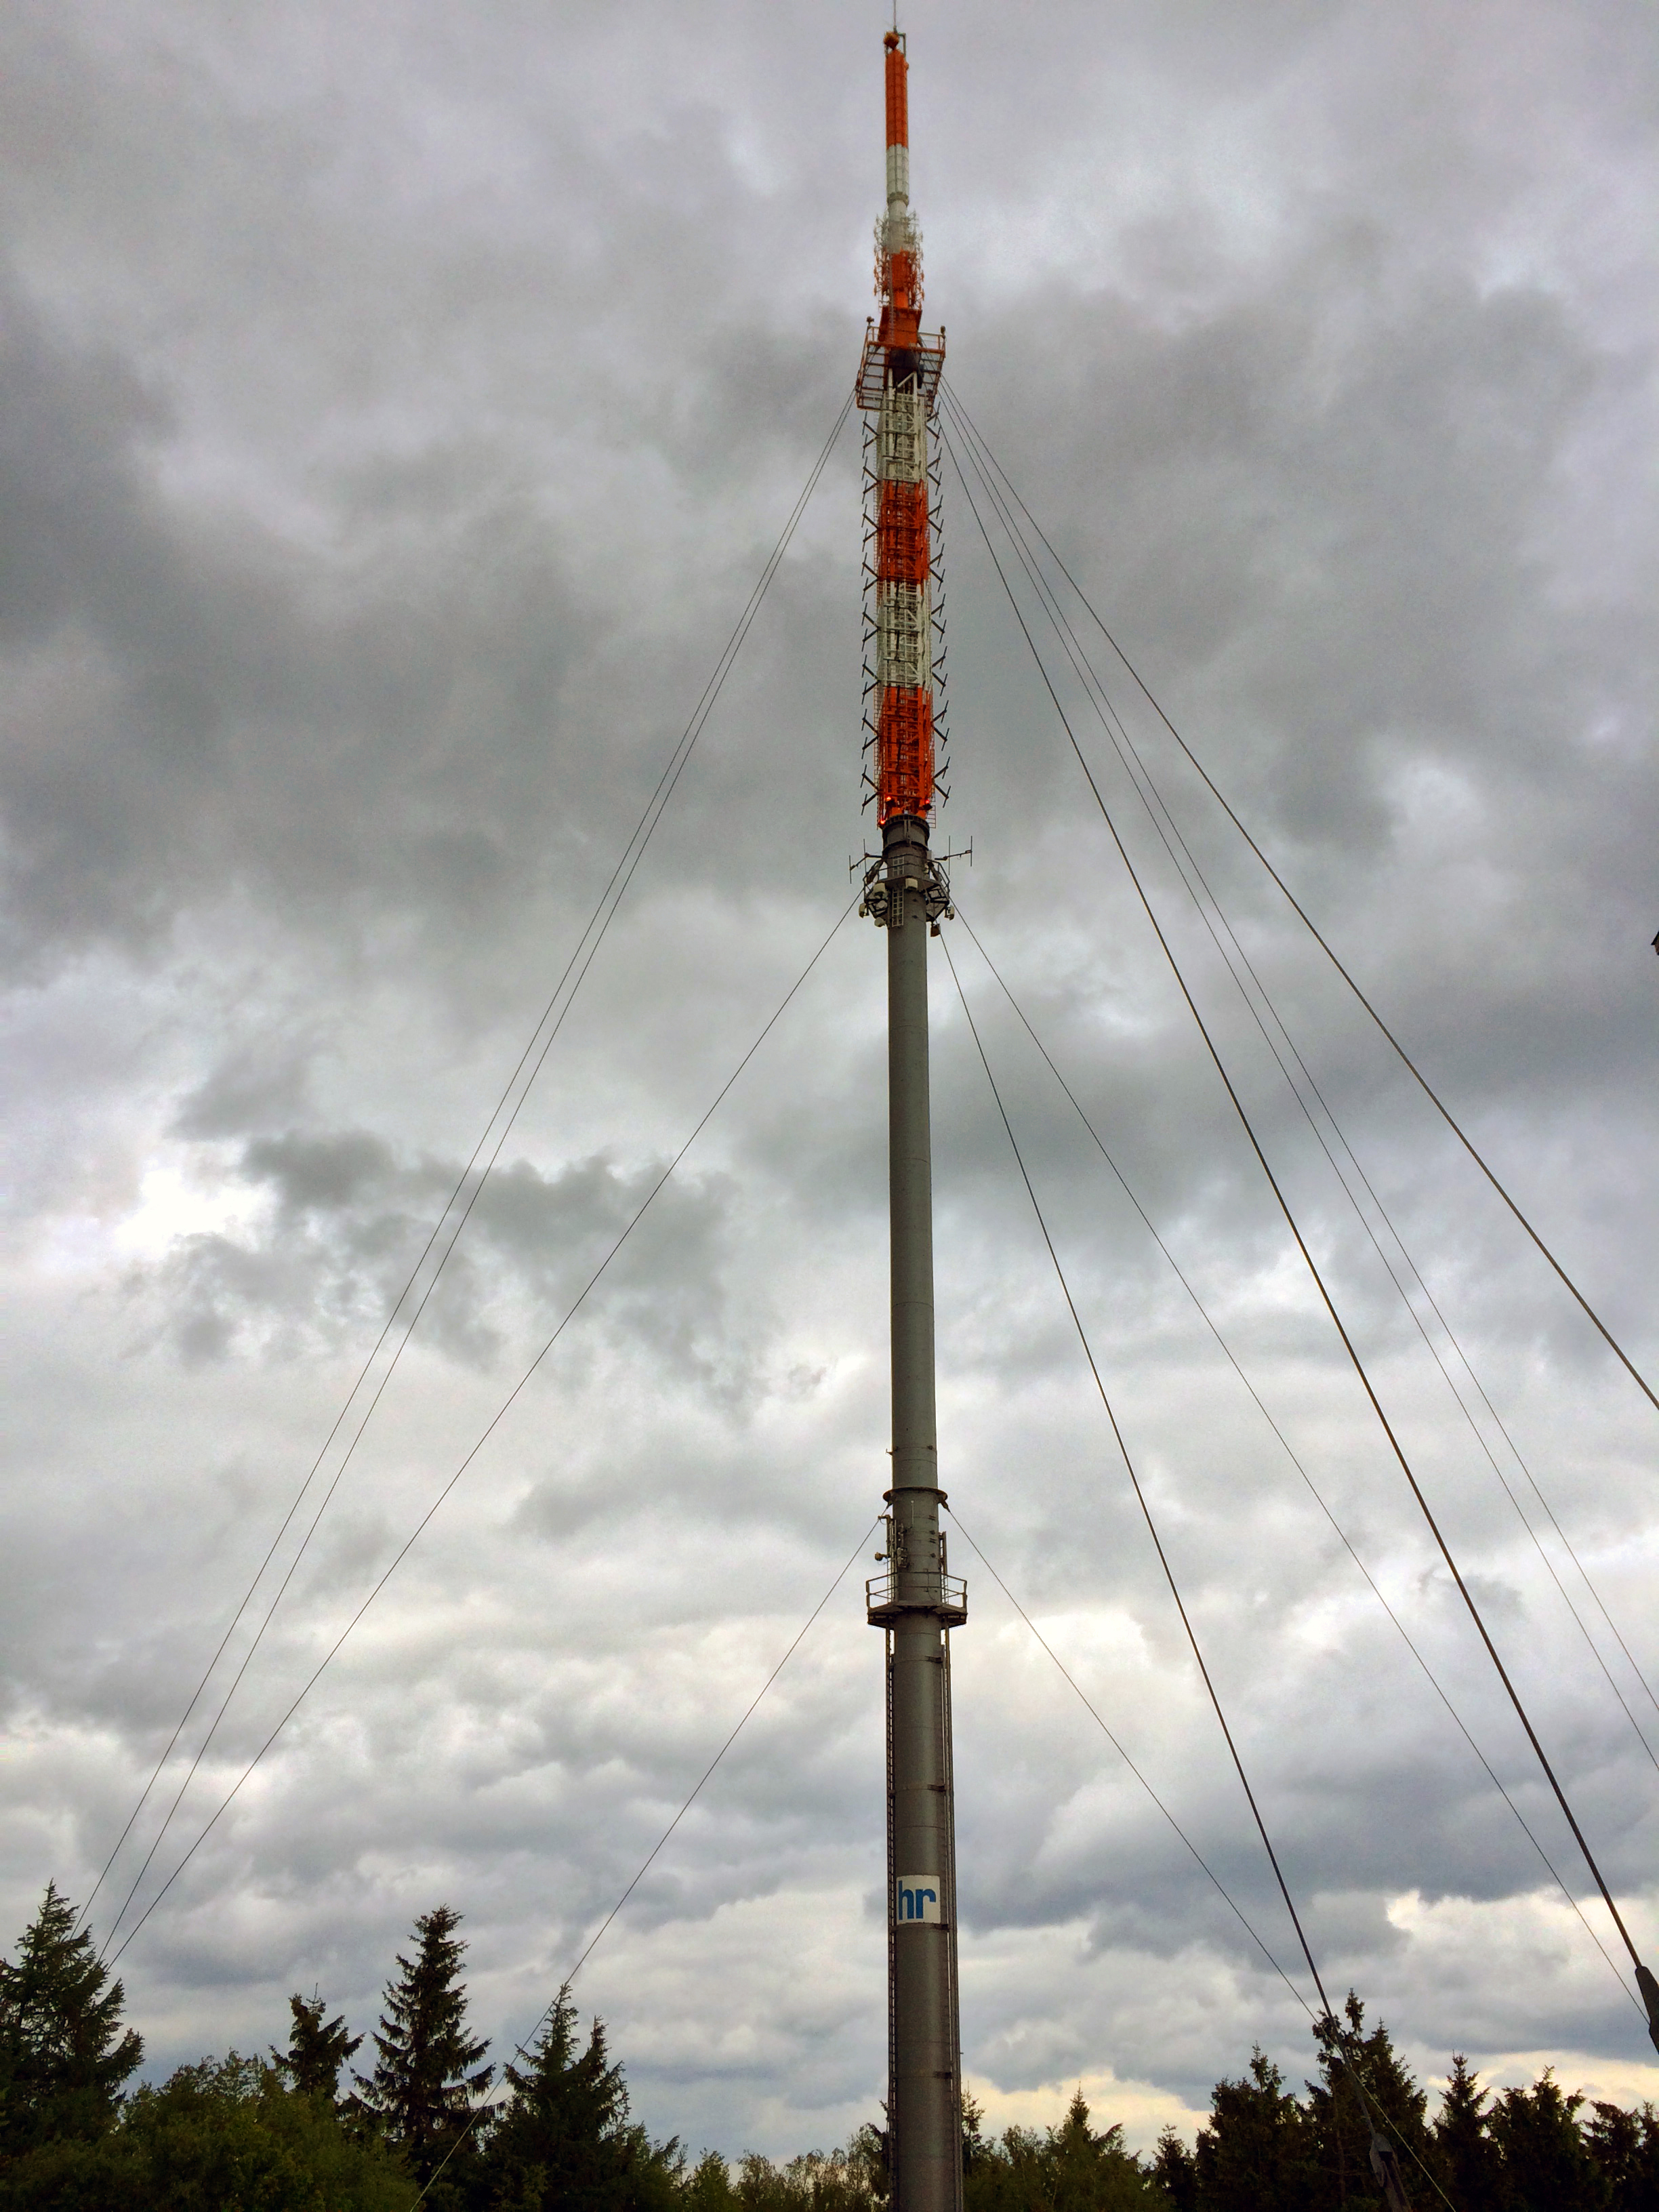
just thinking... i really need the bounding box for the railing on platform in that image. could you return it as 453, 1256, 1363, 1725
865, 1568, 967, 1628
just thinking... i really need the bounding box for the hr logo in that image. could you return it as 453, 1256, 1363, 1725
895, 1874, 942, 1925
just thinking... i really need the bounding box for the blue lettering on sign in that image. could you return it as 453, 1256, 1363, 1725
895, 1874, 942, 1924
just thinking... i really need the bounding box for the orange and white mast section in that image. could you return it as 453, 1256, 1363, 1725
859, 28, 947, 827
856, 29, 965, 2212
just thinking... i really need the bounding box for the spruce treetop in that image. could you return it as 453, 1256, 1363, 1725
479, 1986, 686, 2211
0, 1880, 144, 2159
273, 1988, 363, 2105
354, 1903, 491, 2185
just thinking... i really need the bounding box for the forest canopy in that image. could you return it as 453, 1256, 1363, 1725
1, 1884, 1654, 2210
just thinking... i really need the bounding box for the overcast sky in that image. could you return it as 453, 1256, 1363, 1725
3, 0, 1658, 2165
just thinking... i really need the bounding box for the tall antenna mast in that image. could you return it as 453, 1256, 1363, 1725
855, 27, 964, 2212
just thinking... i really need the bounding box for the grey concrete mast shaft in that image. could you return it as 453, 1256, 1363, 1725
879, 811, 962, 2212
888, 813, 938, 1498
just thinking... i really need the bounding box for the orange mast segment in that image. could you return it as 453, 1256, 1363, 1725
858, 28, 945, 827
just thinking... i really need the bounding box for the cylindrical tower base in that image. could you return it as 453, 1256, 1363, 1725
871, 813, 964, 2212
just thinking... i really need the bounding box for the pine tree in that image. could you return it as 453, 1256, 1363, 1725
1488, 2070, 1607, 2212
0, 1881, 144, 2163
1045, 2089, 1154, 2211
354, 1904, 491, 2184
963, 2092, 1155, 2212
1306, 1992, 1432, 2207
1432, 2053, 1502, 2211
273, 1988, 363, 2105
472, 1985, 680, 2212
1149, 2127, 1197, 2210
1193, 2049, 1317, 2212
1582, 2097, 1659, 2210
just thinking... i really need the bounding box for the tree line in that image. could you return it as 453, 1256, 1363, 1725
1, 1882, 1655, 2209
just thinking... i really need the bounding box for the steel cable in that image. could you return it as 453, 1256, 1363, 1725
405, 1519, 880, 2208
954, 1496, 1458, 2210
86, 392, 855, 1953
939, 377, 1659, 1428
945, 950, 1460, 2209
937, 390, 1659, 1769
940, 1507, 1315, 2018
943, 431, 1656, 2028
105, 895, 859, 1967
941, 936, 1333, 2020
951, 905, 1642, 2015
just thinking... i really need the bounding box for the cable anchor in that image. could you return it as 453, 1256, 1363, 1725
1367, 2123, 1412, 2212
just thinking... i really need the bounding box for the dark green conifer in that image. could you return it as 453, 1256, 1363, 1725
1582, 2097, 1659, 2210
1432, 2053, 1502, 2211
964, 2091, 1153, 2211
1149, 2126, 1197, 2209
1045, 2089, 1154, 2211
1307, 1991, 1432, 2207
273, 1988, 363, 2106
354, 1904, 491, 2185
0, 1881, 144, 2163
1488, 2069, 1608, 2212
958, 2091, 985, 2179
472, 1984, 680, 2212
1193, 2049, 1317, 2212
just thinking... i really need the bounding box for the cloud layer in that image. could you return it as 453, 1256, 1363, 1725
2, 0, 1656, 2160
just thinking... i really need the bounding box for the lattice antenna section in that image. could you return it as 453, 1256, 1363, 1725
861, 412, 881, 811
928, 409, 949, 808
854, 24, 945, 832
861, 407, 949, 817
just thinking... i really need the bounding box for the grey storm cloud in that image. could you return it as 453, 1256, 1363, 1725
1, 0, 1657, 2165
129, 1124, 737, 1371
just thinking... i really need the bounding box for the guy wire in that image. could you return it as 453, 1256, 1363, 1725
407, 1518, 881, 2209
941, 935, 1333, 2020
941, 377, 1659, 1431
87, 393, 854, 1954
943, 432, 1650, 1991
106, 895, 859, 1967
940, 1507, 1315, 2020
951, 905, 1642, 2014
938, 392, 1659, 1766
946, 944, 1459, 2210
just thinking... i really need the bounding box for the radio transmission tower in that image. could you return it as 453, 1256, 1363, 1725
855, 27, 965, 2212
